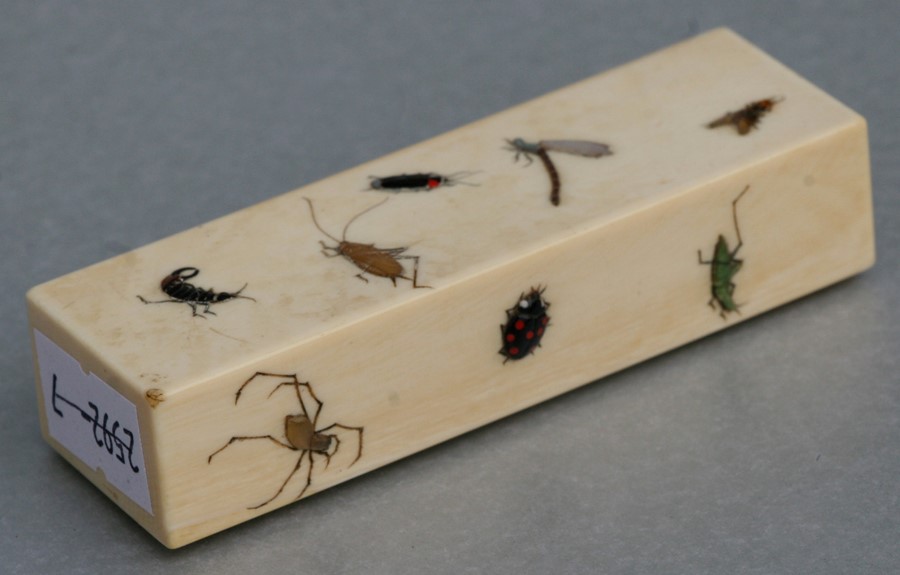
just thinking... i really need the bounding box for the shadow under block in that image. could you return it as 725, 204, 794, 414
26, 28, 875, 548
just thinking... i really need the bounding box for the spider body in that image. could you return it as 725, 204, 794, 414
284, 414, 332, 453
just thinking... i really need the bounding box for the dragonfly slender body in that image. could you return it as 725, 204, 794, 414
505, 138, 612, 206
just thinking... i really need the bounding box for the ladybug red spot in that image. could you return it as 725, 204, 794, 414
505, 334, 515, 343
427, 178, 440, 188
526, 331, 534, 340
515, 320, 525, 330
509, 347, 519, 356
537, 327, 544, 336
541, 317, 549, 325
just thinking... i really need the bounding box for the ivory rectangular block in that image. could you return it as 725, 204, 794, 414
27, 28, 875, 548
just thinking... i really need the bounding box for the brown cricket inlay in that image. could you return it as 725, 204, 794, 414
304, 197, 431, 288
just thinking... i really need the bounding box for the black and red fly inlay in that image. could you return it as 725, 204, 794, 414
499, 286, 550, 363
367, 171, 478, 192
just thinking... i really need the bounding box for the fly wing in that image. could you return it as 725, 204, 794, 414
539, 140, 612, 158
707, 113, 733, 129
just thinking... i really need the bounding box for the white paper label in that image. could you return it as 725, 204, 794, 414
34, 329, 152, 515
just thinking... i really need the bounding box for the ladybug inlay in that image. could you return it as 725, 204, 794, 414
499, 286, 550, 363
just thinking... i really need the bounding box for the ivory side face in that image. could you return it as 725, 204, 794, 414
26, 28, 875, 548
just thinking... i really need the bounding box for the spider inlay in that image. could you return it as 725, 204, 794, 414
208, 372, 364, 510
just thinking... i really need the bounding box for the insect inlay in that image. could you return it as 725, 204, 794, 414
304, 197, 431, 289
208, 372, 363, 510
367, 171, 479, 192
697, 185, 752, 319
707, 97, 783, 135
136, 267, 255, 318
499, 286, 551, 363
505, 138, 612, 206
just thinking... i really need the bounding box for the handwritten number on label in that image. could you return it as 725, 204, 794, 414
51, 374, 140, 473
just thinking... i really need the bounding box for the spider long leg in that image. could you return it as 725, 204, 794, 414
248, 451, 307, 510
237, 372, 296, 404
207, 435, 294, 463
293, 450, 316, 501
318, 423, 364, 465
262, 375, 323, 424
235, 372, 272, 404
322, 434, 341, 469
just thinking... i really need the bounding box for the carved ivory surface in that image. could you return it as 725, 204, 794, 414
27, 28, 874, 547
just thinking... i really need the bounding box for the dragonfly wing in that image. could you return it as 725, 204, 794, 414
539, 140, 612, 157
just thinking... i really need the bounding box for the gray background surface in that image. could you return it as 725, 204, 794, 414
2, 2, 898, 573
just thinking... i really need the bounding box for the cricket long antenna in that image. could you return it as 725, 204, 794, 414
732, 185, 751, 250
341, 197, 390, 240
303, 197, 340, 243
